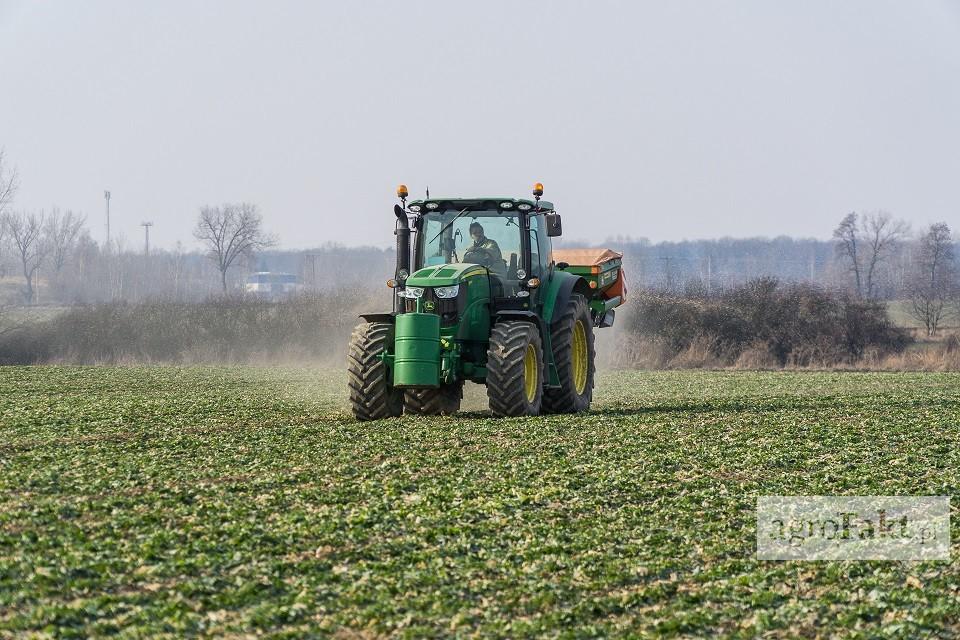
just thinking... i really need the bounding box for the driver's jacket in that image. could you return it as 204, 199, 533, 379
471, 237, 504, 273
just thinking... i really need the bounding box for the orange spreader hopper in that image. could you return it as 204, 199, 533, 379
553, 248, 626, 303
553, 248, 623, 267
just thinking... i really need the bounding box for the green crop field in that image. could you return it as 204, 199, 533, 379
1, 367, 958, 638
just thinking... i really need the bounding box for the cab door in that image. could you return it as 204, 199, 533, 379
528, 214, 553, 310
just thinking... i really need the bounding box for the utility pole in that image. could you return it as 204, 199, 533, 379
706, 255, 712, 296
140, 221, 153, 256
304, 253, 318, 289
104, 190, 111, 250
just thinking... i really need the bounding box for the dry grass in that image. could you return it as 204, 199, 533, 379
600, 330, 960, 372
733, 340, 781, 369
871, 333, 960, 371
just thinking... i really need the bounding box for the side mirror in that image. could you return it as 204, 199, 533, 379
545, 213, 562, 237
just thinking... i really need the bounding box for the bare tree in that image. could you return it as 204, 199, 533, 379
833, 212, 862, 296
832, 211, 909, 298
2, 211, 49, 304
0, 151, 17, 274
0, 210, 5, 276
194, 203, 275, 293
0, 150, 19, 216
908, 223, 955, 336
862, 211, 909, 299
44, 208, 87, 275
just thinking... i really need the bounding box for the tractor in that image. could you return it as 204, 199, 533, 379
347, 183, 626, 419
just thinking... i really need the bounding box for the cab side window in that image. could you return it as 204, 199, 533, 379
528, 215, 552, 278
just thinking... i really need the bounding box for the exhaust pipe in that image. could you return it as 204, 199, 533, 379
394, 204, 410, 282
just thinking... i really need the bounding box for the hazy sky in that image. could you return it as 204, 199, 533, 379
1, 1, 958, 250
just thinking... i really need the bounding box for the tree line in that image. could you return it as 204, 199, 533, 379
0, 151, 279, 304
1, 148, 957, 333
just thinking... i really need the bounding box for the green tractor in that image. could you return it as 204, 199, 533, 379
347, 183, 626, 419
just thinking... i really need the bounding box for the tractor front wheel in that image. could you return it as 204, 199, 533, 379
486, 321, 544, 417
403, 383, 463, 416
347, 322, 403, 421
542, 293, 596, 413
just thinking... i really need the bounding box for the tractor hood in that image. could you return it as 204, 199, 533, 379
406, 263, 488, 287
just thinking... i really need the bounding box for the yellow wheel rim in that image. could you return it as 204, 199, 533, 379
523, 343, 538, 403
572, 319, 588, 395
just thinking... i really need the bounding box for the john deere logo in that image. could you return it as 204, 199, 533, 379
423, 301, 436, 311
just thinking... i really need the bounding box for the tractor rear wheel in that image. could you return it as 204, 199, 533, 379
486, 321, 544, 417
542, 293, 596, 413
347, 322, 403, 421
403, 383, 463, 416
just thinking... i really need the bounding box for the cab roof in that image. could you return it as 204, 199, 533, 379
407, 197, 555, 212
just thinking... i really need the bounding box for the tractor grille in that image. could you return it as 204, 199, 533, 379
403, 287, 465, 326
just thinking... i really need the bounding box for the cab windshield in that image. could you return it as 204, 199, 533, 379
417, 209, 521, 276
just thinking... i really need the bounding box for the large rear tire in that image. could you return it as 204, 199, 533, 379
403, 383, 463, 416
347, 322, 403, 421
542, 293, 596, 413
486, 321, 543, 417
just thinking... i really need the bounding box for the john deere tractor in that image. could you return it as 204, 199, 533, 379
347, 183, 625, 419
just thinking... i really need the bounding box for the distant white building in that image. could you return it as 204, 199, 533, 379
244, 272, 303, 299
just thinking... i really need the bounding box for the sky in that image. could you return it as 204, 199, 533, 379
1, 0, 959, 251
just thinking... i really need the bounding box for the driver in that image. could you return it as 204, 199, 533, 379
466, 222, 504, 271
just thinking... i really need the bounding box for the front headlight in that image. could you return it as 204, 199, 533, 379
434, 284, 460, 299
397, 286, 424, 298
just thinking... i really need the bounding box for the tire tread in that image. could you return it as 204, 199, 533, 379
347, 322, 403, 421
542, 294, 596, 414
486, 321, 543, 417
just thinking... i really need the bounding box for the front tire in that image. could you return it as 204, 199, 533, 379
403, 383, 463, 416
486, 321, 543, 417
542, 293, 596, 413
347, 322, 403, 421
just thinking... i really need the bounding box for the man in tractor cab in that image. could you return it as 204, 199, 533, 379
463, 222, 505, 273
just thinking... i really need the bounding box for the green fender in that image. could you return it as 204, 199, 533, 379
542, 271, 592, 327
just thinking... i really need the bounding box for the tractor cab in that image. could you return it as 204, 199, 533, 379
405, 195, 560, 300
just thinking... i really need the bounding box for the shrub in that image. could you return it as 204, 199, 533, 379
0, 281, 916, 369
622, 278, 912, 368
0, 290, 386, 365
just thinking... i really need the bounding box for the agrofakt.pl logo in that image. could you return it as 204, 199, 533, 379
756, 496, 950, 561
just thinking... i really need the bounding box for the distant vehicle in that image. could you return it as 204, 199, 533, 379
244, 272, 303, 298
